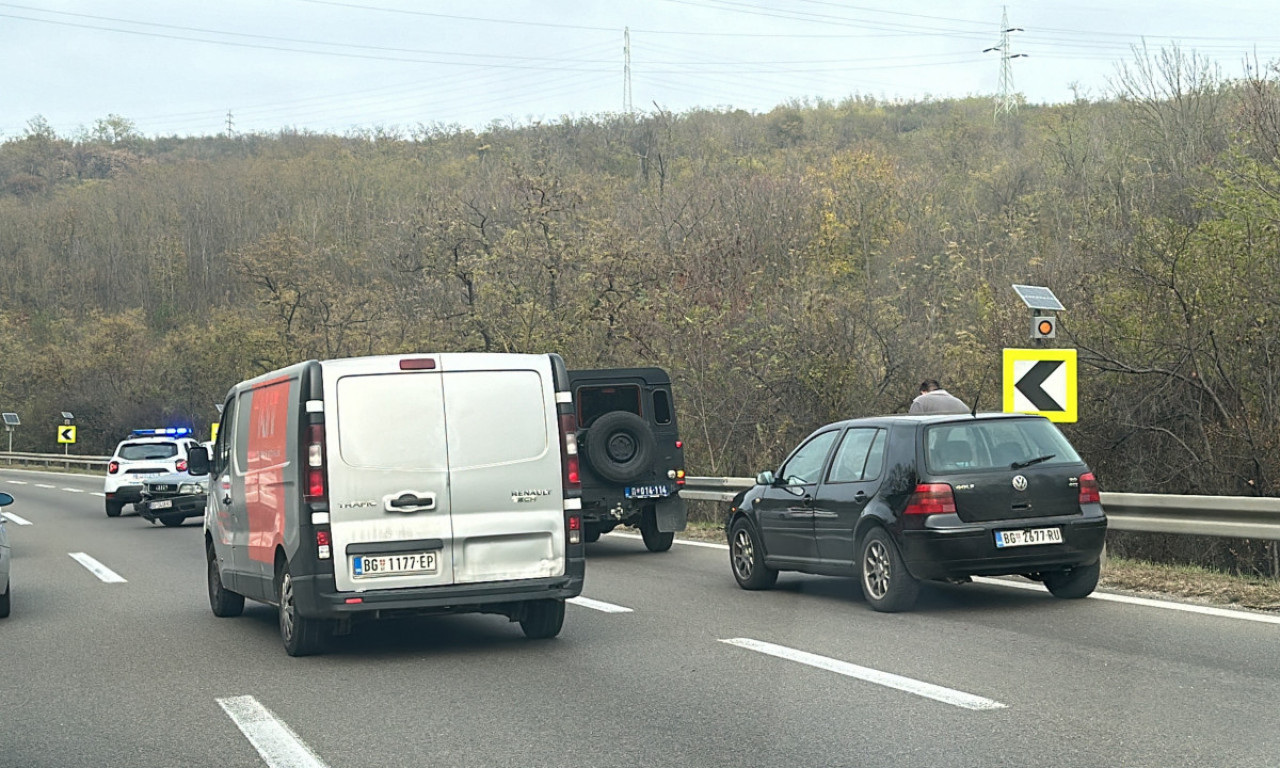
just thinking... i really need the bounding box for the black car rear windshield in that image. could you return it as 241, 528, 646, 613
924, 419, 1083, 474
118, 442, 179, 461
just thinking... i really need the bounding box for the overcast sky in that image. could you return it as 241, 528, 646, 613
2, 0, 1278, 139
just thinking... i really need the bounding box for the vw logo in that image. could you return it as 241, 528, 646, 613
1012, 475, 1028, 491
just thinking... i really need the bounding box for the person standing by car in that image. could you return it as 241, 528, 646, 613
910, 380, 969, 414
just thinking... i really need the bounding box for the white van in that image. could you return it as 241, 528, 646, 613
189, 352, 585, 656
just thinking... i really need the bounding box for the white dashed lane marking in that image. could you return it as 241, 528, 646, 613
217, 695, 330, 768
721, 638, 1007, 711
61, 487, 84, 493
68, 552, 127, 583
1, 511, 31, 525
34, 483, 55, 489
5, 480, 27, 485
568, 596, 634, 613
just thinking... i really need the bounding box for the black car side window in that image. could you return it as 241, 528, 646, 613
827, 428, 881, 483
781, 431, 838, 485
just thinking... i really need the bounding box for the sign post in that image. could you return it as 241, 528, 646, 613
1, 413, 19, 453
60, 412, 75, 455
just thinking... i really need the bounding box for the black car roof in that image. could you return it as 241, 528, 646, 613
819, 412, 1049, 431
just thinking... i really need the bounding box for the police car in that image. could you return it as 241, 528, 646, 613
103, 429, 200, 518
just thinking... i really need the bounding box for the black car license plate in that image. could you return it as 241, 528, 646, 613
625, 484, 671, 499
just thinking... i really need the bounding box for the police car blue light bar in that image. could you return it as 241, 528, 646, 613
131, 428, 193, 437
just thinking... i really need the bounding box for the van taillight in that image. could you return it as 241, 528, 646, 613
1079, 472, 1101, 505
559, 411, 580, 491
904, 483, 956, 516
568, 514, 581, 545
316, 529, 331, 560
108, 461, 119, 474
304, 423, 327, 502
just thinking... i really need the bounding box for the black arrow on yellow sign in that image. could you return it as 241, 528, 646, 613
58, 426, 75, 442
1014, 360, 1064, 411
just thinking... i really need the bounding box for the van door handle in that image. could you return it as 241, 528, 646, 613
384, 491, 437, 513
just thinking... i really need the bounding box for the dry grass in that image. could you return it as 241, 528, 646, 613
1100, 557, 1280, 612
676, 524, 1280, 613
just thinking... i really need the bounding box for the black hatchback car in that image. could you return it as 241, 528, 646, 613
726, 413, 1107, 612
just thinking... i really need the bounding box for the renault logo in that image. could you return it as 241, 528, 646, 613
1012, 475, 1028, 491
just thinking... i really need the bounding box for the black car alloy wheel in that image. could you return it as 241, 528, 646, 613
730, 518, 777, 590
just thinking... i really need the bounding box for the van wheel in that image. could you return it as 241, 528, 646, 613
0, 583, 10, 618
1044, 561, 1100, 599
207, 543, 244, 618
729, 518, 777, 590
161, 516, 184, 527
519, 599, 565, 639
277, 563, 326, 656
639, 505, 674, 552
105, 500, 123, 518
583, 525, 602, 544
860, 527, 919, 612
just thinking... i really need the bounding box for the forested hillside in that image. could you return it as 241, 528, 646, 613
2, 50, 1278, 547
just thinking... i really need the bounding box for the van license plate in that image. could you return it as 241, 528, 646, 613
625, 484, 671, 499
352, 552, 438, 578
150, 500, 172, 510
995, 527, 1063, 548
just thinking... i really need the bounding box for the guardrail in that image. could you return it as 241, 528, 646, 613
0, 451, 110, 471
681, 477, 1280, 541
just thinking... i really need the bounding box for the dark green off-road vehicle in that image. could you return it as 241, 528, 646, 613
569, 367, 687, 552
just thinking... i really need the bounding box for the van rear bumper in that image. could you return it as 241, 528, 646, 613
291, 559, 585, 619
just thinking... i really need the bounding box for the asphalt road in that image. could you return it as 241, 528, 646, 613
2, 466, 1279, 768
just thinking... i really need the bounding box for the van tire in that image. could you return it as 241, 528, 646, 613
105, 500, 123, 518
519, 599, 565, 639
161, 516, 184, 527
0, 583, 10, 618
583, 525, 602, 544
277, 563, 326, 656
582, 411, 655, 484
207, 543, 244, 618
639, 505, 674, 552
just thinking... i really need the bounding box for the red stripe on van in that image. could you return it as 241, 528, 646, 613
245, 377, 292, 564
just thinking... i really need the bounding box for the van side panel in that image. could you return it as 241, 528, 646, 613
245, 376, 294, 565
442, 368, 566, 583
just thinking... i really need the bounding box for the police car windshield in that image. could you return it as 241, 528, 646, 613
119, 442, 179, 461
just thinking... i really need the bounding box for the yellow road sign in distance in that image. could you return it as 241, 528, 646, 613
210, 422, 219, 443
57, 425, 77, 444
1003, 348, 1077, 423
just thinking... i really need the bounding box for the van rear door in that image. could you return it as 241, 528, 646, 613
324, 356, 456, 592
437, 353, 566, 584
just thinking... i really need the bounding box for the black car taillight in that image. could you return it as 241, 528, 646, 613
304, 423, 327, 503
1079, 472, 1101, 505
904, 483, 956, 516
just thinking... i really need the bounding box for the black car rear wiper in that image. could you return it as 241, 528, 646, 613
1011, 454, 1055, 470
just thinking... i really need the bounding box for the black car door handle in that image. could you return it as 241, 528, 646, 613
854, 491, 868, 502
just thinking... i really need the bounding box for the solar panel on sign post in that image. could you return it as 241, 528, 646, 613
1012, 284, 1065, 311
1, 413, 19, 426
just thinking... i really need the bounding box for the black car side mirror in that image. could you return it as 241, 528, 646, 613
188, 446, 210, 476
